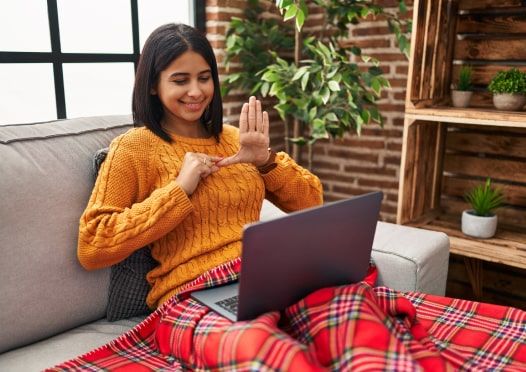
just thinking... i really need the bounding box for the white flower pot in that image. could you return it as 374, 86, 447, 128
493, 93, 526, 111
451, 90, 473, 108
461, 210, 497, 239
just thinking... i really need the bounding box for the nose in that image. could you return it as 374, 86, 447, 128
187, 80, 203, 99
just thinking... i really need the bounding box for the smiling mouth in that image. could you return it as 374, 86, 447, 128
181, 101, 205, 111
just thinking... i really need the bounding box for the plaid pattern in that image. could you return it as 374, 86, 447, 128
48, 258, 526, 371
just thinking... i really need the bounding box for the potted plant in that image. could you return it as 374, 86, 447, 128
487, 68, 526, 111
451, 65, 473, 108
462, 178, 505, 239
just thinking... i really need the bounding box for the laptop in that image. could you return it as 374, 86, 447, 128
191, 191, 383, 322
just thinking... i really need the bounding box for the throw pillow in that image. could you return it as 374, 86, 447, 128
92, 147, 155, 321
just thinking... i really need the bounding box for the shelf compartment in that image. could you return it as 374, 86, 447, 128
407, 214, 526, 270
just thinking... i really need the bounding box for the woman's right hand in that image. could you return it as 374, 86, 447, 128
176, 152, 222, 195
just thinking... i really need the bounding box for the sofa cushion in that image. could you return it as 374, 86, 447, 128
0, 116, 133, 353
0, 316, 145, 372
106, 248, 156, 321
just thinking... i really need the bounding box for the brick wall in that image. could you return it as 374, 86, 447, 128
205, 0, 411, 222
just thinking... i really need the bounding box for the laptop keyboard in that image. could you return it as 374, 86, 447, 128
215, 295, 239, 315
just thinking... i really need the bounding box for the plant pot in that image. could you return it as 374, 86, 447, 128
451, 90, 473, 108
461, 210, 497, 239
492, 93, 526, 111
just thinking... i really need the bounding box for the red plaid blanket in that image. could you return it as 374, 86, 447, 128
49, 259, 526, 371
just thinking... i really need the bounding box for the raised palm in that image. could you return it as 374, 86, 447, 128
217, 96, 270, 167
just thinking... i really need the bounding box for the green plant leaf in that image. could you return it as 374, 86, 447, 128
292, 66, 309, 81
301, 71, 310, 90
261, 81, 270, 97
284, 4, 298, 21
328, 80, 340, 92
295, 8, 305, 31
262, 70, 279, 82
321, 87, 330, 104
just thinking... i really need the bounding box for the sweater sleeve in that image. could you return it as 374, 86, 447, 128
261, 151, 323, 212
78, 134, 194, 270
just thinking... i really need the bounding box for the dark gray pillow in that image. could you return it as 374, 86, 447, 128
92, 147, 155, 321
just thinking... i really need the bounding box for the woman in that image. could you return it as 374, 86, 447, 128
77, 23, 323, 310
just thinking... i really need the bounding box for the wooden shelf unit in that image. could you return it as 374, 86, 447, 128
398, 0, 526, 303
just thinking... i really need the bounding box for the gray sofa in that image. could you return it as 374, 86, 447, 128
0, 115, 450, 371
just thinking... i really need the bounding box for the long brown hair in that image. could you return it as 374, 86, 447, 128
132, 23, 223, 142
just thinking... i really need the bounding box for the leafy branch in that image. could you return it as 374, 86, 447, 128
224, 0, 411, 165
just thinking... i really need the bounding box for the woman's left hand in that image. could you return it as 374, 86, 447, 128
216, 96, 270, 167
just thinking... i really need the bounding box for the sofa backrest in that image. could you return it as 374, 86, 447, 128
0, 116, 133, 353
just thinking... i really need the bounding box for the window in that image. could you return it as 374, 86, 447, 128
0, 0, 205, 125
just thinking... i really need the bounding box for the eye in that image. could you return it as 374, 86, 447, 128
199, 76, 211, 82
173, 79, 187, 85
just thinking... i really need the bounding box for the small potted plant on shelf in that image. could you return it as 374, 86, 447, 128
462, 178, 505, 239
451, 65, 473, 108
487, 68, 526, 111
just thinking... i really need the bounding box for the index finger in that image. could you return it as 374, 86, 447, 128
239, 103, 248, 133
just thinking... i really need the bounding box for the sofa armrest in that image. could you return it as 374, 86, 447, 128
260, 200, 450, 296
372, 222, 449, 295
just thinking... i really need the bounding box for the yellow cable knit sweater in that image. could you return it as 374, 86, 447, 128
78, 124, 323, 308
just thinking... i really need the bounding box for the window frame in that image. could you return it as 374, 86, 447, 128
0, 0, 206, 120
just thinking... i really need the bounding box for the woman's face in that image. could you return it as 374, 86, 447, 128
153, 50, 214, 129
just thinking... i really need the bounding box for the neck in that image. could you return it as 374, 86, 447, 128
161, 119, 209, 139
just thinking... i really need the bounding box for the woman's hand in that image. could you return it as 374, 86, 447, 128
176, 152, 222, 195
217, 96, 270, 167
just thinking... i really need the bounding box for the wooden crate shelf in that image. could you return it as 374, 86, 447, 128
407, 214, 526, 270
399, 0, 526, 305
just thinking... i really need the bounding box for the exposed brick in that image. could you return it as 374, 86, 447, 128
339, 138, 386, 149
346, 38, 391, 49
344, 164, 397, 176
209, 39, 226, 48
352, 27, 391, 37
387, 78, 408, 88
384, 155, 401, 165
361, 128, 403, 137
206, 11, 242, 22
386, 192, 399, 202
393, 91, 407, 101
207, 24, 227, 35
327, 149, 379, 163
332, 185, 365, 195
324, 193, 343, 202
387, 142, 402, 151
368, 53, 407, 62
311, 160, 340, 171
358, 178, 399, 190
315, 171, 355, 184
380, 203, 398, 215
396, 65, 408, 75
392, 118, 405, 127
207, 0, 248, 6
377, 103, 405, 112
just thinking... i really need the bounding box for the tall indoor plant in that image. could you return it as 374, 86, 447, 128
224, 0, 411, 167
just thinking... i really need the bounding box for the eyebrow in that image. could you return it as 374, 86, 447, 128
169, 69, 211, 78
